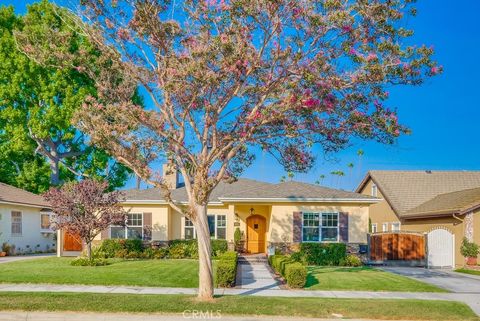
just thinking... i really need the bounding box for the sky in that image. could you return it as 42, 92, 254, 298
4, 0, 480, 191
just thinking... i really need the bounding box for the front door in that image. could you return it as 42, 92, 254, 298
246, 215, 266, 253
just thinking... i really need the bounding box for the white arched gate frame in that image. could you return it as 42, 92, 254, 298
427, 228, 455, 269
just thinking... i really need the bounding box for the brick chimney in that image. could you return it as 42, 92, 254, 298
162, 160, 179, 189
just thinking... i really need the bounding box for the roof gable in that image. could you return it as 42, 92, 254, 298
359, 170, 480, 217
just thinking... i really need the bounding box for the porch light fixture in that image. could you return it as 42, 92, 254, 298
250, 208, 255, 216
235, 213, 240, 222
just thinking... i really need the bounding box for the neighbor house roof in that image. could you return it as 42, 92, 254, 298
0, 182, 50, 208
124, 178, 377, 204
356, 170, 480, 218
404, 187, 480, 218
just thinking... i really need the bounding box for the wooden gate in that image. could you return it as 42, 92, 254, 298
63, 231, 83, 251
369, 232, 425, 262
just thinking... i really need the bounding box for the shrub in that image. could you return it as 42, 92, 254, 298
290, 251, 305, 264
234, 228, 242, 246
153, 248, 168, 259
71, 257, 108, 266
124, 251, 143, 259
168, 242, 187, 259
269, 254, 307, 288
215, 251, 238, 287
212, 239, 228, 256
123, 239, 144, 253
285, 262, 307, 288
114, 249, 128, 258
143, 247, 155, 259
300, 243, 346, 266
460, 237, 479, 258
97, 239, 123, 258
342, 254, 363, 267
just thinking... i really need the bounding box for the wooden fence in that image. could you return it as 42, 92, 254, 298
369, 232, 425, 262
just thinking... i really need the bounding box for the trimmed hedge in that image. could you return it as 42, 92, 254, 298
268, 254, 307, 288
96, 239, 228, 259
300, 243, 346, 266
215, 251, 238, 287
285, 262, 307, 288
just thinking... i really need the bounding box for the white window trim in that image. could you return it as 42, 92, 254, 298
371, 223, 378, 233
382, 223, 388, 232
301, 212, 339, 243
371, 183, 378, 197
11, 211, 22, 236
110, 213, 144, 239
184, 214, 227, 240
391, 222, 401, 232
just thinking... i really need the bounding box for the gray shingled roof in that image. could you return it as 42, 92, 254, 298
0, 182, 49, 208
124, 178, 374, 203
220, 181, 376, 200
359, 170, 480, 217
124, 178, 272, 203
404, 187, 480, 218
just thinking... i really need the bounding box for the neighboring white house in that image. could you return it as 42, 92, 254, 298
0, 182, 55, 254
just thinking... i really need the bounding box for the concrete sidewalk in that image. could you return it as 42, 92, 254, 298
0, 311, 385, 321
0, 283, 479, 315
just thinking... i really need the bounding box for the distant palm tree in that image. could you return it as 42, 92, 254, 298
280, 175, 286, 183
287, 171, 294, 181
331, 170, 345, 188
357, 149, 364, 181
347, 163, 354, 191
315, 174, 326, 185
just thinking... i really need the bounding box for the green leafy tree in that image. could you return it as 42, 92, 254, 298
0, 1, 130, 190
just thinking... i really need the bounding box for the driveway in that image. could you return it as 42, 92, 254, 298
0, 254, 54, 264
380, 267, 480, 293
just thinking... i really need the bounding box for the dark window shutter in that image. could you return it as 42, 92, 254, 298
293, 212, 303, 243
339, 212, 349, 243
143, 212, 152, 241
101, 228, 109, 240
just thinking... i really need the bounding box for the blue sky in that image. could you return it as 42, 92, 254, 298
6, 0, 480, 190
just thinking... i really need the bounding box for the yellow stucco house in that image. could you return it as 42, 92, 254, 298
357, 170, 480, 267
58, 171, 378, 256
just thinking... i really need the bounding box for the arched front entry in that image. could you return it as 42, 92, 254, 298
246, 215, 266, 254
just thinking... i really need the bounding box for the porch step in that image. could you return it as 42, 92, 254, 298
238, 254, 268, 265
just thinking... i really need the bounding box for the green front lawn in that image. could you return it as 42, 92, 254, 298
455, 268, 480, 276
0, 292, 477, 321
0, 257, 199, 287
305, 266, 447, 292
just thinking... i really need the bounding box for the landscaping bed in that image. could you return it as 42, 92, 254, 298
0, 292, 476, 320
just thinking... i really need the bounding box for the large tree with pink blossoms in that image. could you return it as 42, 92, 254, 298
23, 0, 440, 299
43, 179, 127, 260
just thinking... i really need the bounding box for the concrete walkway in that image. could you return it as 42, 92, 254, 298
236, 255, 280, 290
380, 267, 480, 293
0, 311, 385, 321
0, 254, 54, 264
0, 283, 479, 315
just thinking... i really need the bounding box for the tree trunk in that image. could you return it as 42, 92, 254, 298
50, 159, 61, 186
86, 241, 92, 260
193, 203, 214, 300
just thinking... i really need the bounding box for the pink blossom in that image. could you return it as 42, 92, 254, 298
366, 52, 377, 62
430, 66, 441, 75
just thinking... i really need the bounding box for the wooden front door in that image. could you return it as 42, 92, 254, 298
63, 231, 83, 251
246, 215, 266, 254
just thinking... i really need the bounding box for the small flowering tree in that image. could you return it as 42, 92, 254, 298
43, 179, 127, 260
23, 0, 440, 299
